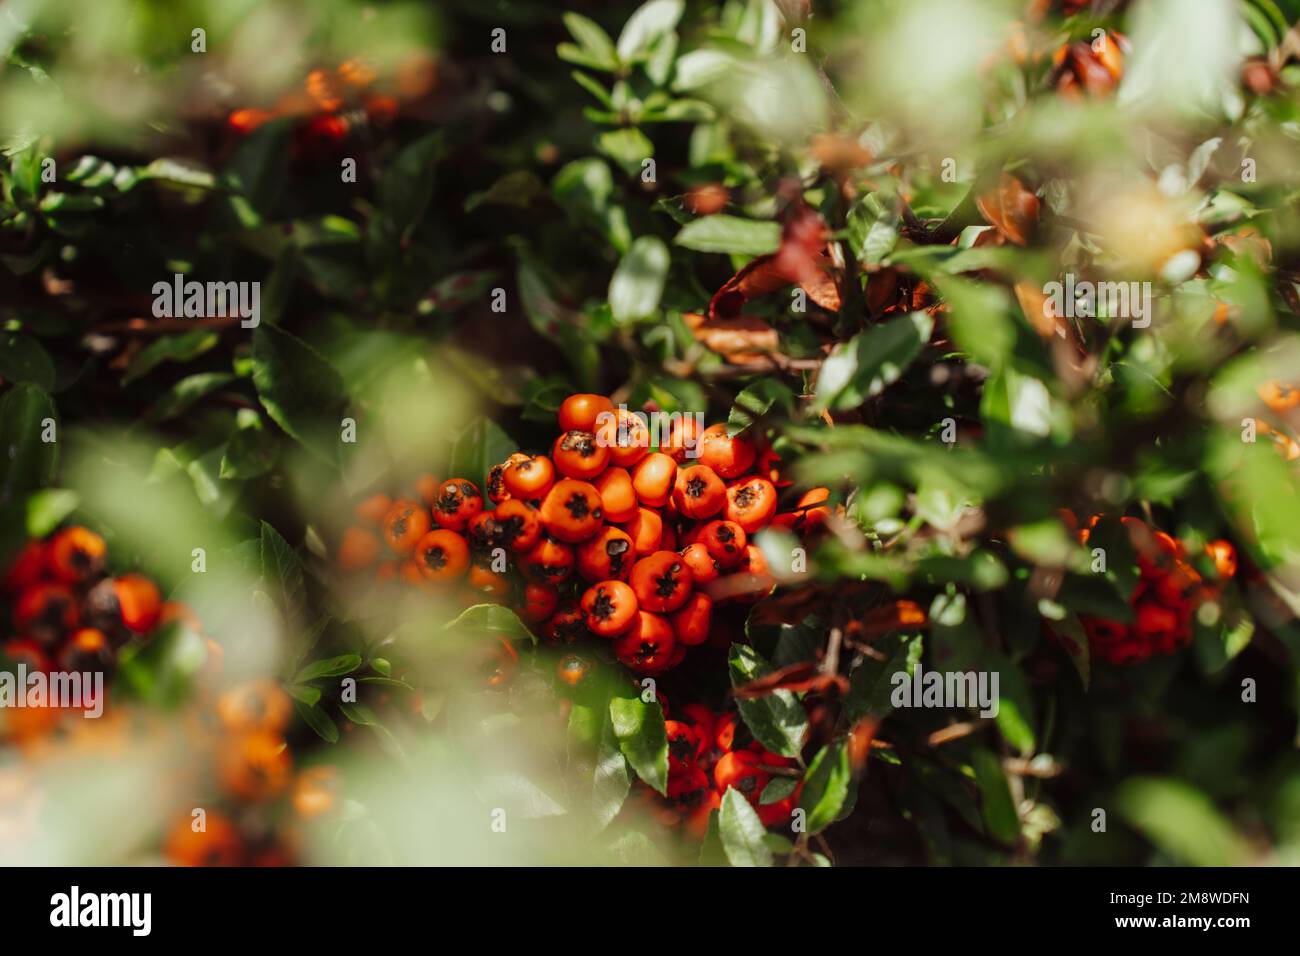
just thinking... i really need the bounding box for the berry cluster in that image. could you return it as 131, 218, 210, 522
1069, 514, 1238, 665
2, 527, 180, 686
337, 393, 830, 677
639, 700, 801, 837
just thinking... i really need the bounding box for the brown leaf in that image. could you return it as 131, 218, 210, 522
976, 173, 1040, 246
683, 311, 779, 365
733, 661, 850, 699
861, 599, 927, 638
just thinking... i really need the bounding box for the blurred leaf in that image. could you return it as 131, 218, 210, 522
608, 236, 670, 324
675, 215, 781, 255
378, 132, 443, 239
592, 707, 631, 832
0, 383, 57, 504
251, 324, 347, 465
0, 333, 55, 390
294, 654, 362, 683
122, 330, 219, 385
296, 699, 340, 743
617, 0, 684, 61
813, 311, 932, 412
448, 416, 517, 499
727, 379, 795, 436
445, 603, 535, 643
260, 520, 305, 623
1117, 778, 1248, 866
972, 748, 1019, 844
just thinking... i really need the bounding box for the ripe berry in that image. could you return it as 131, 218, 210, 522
382, 499, 432, 555
3, 540, 47, 592
543, 603, 592, 647
698, 424, 757, 479
672, 464, 727, 520
662, 416, 703, 463
670, 591, 712, 646
45, 527, 107, 584
413, 530, 470, 583
164, 811, 242, 867
539, 479, 604, 543
494, 499, 542, 552
713, 750, 769, 805
558, 394, 615, 433
595, 408, 650, 468
679, 542, 720, 584
631, 452, 676, 508
432, 479, 483, 532
353, 493, 392, 526
665, 720, 700, 773
338, 526, 381, 571
15, 583, 79, 645
613, 611, 676, 673
593, 467, 638, 523
576, 526, 635, 582
629, 551, 694, 613
724, 477, 778, 533
581, 580, 639, 637
698, 519, 747, 568
217, 679, 292, 734
552, 430, 609, 481
520, 536, 574, 584
503, 455, 556, 500
620, 507, 664, 557
1205, 539, 1238, 580
217, 731, 293, 801
519, 581, 560, 623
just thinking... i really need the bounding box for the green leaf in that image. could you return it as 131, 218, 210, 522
592, 708, 631, 832
727, 379, 795, 436
675, 215, 781, 256
1116, 777, 1249, 866
0, 333, 55, 390
285, 683, 321, 706
596, 128, 654, 178
294, 654, 362, 683
295, 699, 340, 743
608, 236, 670, 324
972, 748, 1019, 844
844, 633, 920, 723
260, 520, 305, 621
718, 788, 773, 867
251, 323, 347, 464
760, 775, 798, 805
728, 643, 808, 758
377, 132, 443, 238
220, 419, 279, 479
698, 811, 729, 866
562, 12, 620, 70
609, 695, 669, 796
23, 488, 78, 537
798, 742, 851, 834
223, 121, 290, 222
444, 603, 535, 643
0, 383, 57, 504
145, 372, 238, 423
122, 330, 220, 385
448, 417, 516, 494
617, 0, 684, 61
813, 311, 933, 412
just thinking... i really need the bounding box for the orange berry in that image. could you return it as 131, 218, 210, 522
577, 526, 635, 582
552, 430, 610, 481
494, 499, 542, 552
595, 408, 650, 468
724, 477, 778, 533
519, 581, 560, 622
217, 731, 292, 801
629, 550, 694, 613
699, 520, 747, 568
432, 479, 483, 532
217, 679, 292, 735
593, 466, 638, 523
680, 542, 720, 584
113, 574, 162, 633
581, 580, 639, 637
620, 507, 664, 557
338, 526, 381, 571
698, 424, 757, 479
662, 416, 703, 463
353, 493, 392, 526
520, 536, 574, 584
382, 499, 432, 555
559, 394, 616, 433
613, 611, 677, 673
45, 527, 107, 584
413, 529, 471, 583
670, 591, 712, 646
672, 464, 727, 520
631, 452, 677, 508
539, 479, 604, 543
165, 811, 243, 866
503, 455, 555, 500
